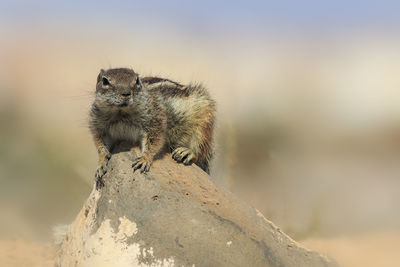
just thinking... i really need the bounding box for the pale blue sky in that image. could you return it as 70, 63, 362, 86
1, 0, 400, 35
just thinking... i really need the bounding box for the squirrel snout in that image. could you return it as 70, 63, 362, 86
119, 87, 132, 97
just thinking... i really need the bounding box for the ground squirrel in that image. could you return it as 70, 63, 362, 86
89, 68, 216, 188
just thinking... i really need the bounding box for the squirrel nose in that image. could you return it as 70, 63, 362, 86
121, 88, 131, 97
120, 87, 131, 97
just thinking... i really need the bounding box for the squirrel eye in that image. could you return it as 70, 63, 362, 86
102, 77, 110, 86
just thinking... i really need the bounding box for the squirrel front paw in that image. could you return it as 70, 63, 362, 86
132, 156, 152, 173
95, 153, 111, 189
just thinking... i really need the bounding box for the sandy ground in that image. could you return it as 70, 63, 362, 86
0, 232, 399, 267
302, 232, 400, 267
0, 239, 56, 267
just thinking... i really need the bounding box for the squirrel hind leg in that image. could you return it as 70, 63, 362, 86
170, 106, 215, 174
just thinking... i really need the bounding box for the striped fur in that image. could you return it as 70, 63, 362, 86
89, 68, 215, 187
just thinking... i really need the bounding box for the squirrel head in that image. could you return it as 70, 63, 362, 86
94, 68, 144, 109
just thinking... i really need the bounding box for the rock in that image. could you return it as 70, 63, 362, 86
56, 147, 336, 267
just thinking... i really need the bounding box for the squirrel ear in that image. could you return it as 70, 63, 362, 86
97, 69, 105, 83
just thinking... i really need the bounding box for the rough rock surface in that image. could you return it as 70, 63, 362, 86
56, 148, 336, 267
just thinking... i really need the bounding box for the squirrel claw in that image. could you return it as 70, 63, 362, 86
132, 157, 152, 173
172, 147, 195, 165
95, 177, 104, 190
95, 154, 111, 190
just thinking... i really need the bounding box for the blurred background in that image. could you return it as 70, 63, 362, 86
1, 0, 400, 266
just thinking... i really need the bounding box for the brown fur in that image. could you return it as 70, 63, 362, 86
89, 68, 215, 188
